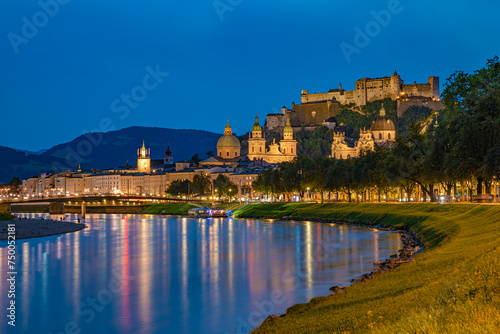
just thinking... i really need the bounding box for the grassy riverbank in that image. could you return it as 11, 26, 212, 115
0, 212, 15, 221
140, 203, 199, 215
233, 203, 500, 333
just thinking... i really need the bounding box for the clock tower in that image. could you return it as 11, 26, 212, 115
137, 140, 151, 173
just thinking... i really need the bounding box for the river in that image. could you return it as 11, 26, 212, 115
0, 213, 401, 334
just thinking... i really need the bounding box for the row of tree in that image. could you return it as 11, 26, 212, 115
253, 57, 500, 202
166, 173, 239, 199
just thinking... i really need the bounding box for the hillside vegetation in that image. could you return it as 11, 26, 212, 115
233, 203, 500, 333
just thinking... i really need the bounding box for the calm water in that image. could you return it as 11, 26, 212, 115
0, 213, 401, 334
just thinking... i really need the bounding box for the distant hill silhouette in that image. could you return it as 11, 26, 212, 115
0, 126, 221, 183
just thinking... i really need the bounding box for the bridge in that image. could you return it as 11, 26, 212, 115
0, 195, 212, 215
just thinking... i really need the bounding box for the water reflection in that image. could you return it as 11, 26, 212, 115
0, 214, 401, 334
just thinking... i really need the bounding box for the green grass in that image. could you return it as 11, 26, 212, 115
0, 212, 15, 221
233, 203, 500, 333
140, 203, 199, 215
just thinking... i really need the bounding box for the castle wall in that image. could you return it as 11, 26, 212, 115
396, 100, 445, 117
401, 83, 434, 98
301, 90, 335, 103
265, 114, 285, 130
300, 74, 436, 109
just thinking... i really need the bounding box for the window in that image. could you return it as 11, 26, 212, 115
291, 148, 293, 153
260, 147, 262, 152
283, 148, 286, 154
340, 154, 342, 159
388, 133, 391, 140
252, 147, 254, 153
347, 155, 351, 159
219, 152, 222, 157
379, 133, 382, 140
227, 152, 229, 157
235, 152, 237, 156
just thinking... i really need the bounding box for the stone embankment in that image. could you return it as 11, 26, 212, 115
330, 227, 422, 292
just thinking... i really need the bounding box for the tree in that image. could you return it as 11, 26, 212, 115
166, 179, 191, 196
386, 125, 439, 202
213, 174, 237, 200
396, 106, 433, 137
326, 159, 355, 202
190, 154, 201, 166
442, 56, 500, 195
7, 177, 21, 193
192, 173, 211, 195
206, 151, 214, 158
295, 126, 334, 158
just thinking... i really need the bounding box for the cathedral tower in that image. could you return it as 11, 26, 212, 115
279, 114, 297, 157
137, 140, 151, 173
248, 112, 266, 160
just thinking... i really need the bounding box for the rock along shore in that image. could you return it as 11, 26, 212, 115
0, 218, 87, 240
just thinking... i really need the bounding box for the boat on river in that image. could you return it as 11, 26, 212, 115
188, 208, 227, 218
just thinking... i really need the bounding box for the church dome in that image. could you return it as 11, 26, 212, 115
283, 114, 293, 134
252, 113, 263, 132
217, 135, 241, 148
371, 117, 396, 131
370, 105, 395, 131
217, 120, 241, 148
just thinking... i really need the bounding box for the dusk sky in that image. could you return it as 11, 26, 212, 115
1, 0, 499, 151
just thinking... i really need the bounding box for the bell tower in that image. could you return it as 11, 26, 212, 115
280, 114, 297, 157
248, 112, 266, 160
164, 145, 173, 166
137, 140, 151, 173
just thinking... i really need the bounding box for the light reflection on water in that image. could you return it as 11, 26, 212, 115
0, 213, 401, 334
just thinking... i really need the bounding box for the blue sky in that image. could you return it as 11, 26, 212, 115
1, 0, 499, 151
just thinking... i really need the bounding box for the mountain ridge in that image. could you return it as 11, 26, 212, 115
0, 126, 222, 182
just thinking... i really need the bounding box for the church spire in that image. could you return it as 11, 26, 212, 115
224, 119, 233, 136
380, 103, 386, 117
283, 114, 293, 140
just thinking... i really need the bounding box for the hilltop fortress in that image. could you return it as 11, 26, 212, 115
301, 71, 439, 106
266, 71, 444, 132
